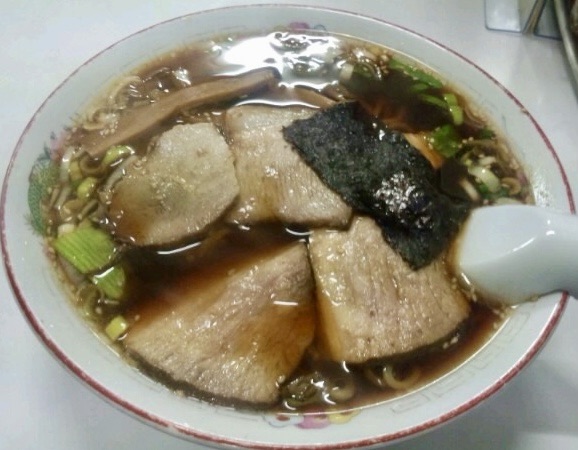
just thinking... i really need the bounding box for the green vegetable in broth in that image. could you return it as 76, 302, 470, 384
92, 265, 126, 300
430, 124, 462, 157
105, 315, 129, 341
443, 93, 464, 125
53, 225, 119, 274
388, 57, 443, 89
101, 145, 135, 167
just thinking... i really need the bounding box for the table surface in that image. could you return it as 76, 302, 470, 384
1, 1, 577, 449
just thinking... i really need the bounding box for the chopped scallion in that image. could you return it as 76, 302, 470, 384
419, 93, 448, 109
76, 176, 98, 200
388, 58, 443, 88
448, 104, 464, 126
53, 225, 118, 274
417, 92, 464, 125
468, 165, 501, 193
92, 265, 126, 300
105, 315, 129, 341
68, 160, 83, 183
409, 82, 430, 92
443, 93, 458, 105
429, 124, 462, 157
102, 145, 134, 167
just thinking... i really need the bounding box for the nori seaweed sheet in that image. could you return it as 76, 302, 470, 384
282, 102, 471, 269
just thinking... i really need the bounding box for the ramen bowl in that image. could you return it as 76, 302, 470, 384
1, 4, 572, 449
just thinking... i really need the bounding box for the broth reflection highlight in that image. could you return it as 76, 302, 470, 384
28, 28, 531, 413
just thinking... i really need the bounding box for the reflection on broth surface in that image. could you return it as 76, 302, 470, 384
29, 28, 531, 413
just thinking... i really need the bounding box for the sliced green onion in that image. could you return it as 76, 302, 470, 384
429, 124, 462, 157
68, 160, 83, 183
419, 93, 448, 109
443, 93, 464, 125
102, 145, 134, 167
388, 58, 443, 88
418, 92, 464, 125
468, 165, 501, 193
76, 176, 98, 200
409, 82, 430, 92
105, 315, 129, 341
92, 265, 126, 300
448, 104, 464, 125
53, 225, 118, 274
443, 93, 458, 105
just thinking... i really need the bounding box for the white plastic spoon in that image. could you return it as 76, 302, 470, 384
451, 204, 578, 305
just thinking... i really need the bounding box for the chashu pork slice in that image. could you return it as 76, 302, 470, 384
108, 123, 239, 246
224, 105, 351, 227
308, 216, 470, 364
123, 242, 316, 406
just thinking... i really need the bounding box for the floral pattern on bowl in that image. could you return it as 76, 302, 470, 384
265, 409, 360, 429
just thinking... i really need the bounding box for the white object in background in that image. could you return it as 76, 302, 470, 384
485, 0, 560, 37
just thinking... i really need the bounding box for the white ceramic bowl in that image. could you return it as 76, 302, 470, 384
1, 4, 573, 449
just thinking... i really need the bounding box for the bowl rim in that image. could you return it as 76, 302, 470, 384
1, 3, 575, 449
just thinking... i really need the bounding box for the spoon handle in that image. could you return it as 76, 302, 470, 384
539, 209, 578, 299
455, 205, 578, 304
